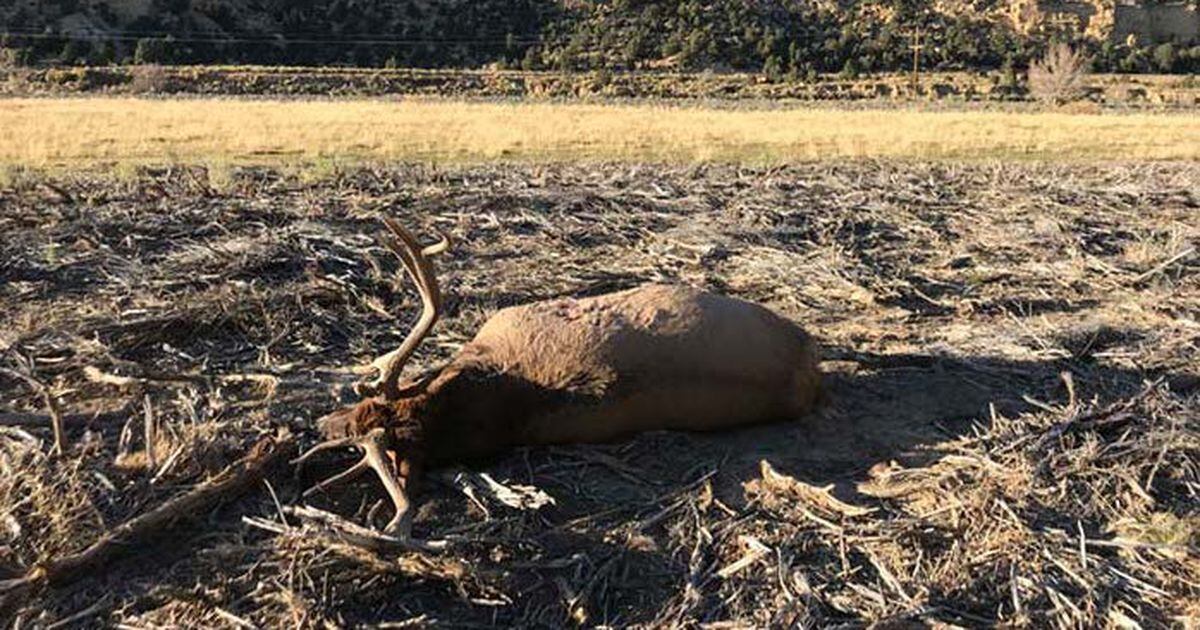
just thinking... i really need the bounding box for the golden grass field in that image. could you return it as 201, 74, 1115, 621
1, 97, 1198, 168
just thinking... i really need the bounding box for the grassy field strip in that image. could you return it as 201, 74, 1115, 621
2, 97, 1198, 166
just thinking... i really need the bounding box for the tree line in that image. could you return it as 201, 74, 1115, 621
2, 0, 1199, 74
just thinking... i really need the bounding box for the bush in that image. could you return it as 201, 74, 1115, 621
1153, 43, 1177, 73
129, 64, 168, 93
0, 47, 28, 69
1028, 43, 1089, 104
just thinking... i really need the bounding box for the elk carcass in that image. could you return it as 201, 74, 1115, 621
296, 219, 822, 539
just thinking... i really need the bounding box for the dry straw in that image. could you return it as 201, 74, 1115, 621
1, 97, 1199, 167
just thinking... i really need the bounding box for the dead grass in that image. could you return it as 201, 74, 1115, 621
0, 161, 1197, 627
1, 97, 1199, 168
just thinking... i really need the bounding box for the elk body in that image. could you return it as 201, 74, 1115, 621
298, 220, 822, 539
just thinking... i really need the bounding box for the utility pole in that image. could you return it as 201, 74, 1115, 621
908, 25, 924, 96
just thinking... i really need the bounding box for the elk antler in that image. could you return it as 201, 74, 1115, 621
293, 427, 414, 537
355, 218, 450, 400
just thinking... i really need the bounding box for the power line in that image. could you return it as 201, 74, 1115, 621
0, 28, 549, 46
2, 23, 551, 38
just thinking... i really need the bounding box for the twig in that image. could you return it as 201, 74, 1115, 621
1034, 380, 1160, 450
212, 606, 256, 629
143, 394, 157, 472
716, 535, 771, 579
0, 366, 65, 455
44, 595, 112, 630
82, 366, 143, 390
1132, 246, 1195, 284
555, 467, 719, 532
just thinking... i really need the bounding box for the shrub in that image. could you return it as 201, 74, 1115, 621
129, 64, 168, 93
1153, 43, 1177, 73
0, 47, 28, 69
1028, 43, 1089, 104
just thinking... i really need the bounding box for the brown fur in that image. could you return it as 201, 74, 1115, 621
327, 284, 821, 469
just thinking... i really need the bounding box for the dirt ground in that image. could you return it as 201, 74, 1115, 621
0, 161, 1197, 627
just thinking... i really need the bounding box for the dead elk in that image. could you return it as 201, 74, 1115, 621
296, 219, 822, 541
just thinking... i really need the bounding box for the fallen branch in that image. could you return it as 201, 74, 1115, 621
0, 430, 296, 600
0, 403, 134, 430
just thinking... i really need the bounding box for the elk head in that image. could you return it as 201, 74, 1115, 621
294, 218, 449, 539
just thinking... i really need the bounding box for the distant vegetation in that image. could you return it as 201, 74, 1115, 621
3, 0, 1200, 75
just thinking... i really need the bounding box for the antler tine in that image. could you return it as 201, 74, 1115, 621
295, 429, 414, 538
301, 457, 370, 498
291, 436, 359, 466
358, 428, 414, 536
420, 230, 451, 257
356, 219, 451, 400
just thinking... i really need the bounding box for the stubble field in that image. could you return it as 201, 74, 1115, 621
0, 159, 1197, 627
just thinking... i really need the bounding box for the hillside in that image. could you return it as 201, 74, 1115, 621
2, 1, 1199, 74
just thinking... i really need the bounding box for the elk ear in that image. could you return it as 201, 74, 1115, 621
395, 370, 439, 398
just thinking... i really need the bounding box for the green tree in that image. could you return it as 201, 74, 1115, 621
763, 54, 783, 81
59, 39, 88, 65
90, 41, 116, 65
134, 38, 172, 64
521, 46, 540, 71
839, 57, 860, 80
1000, 55, 1018, 89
